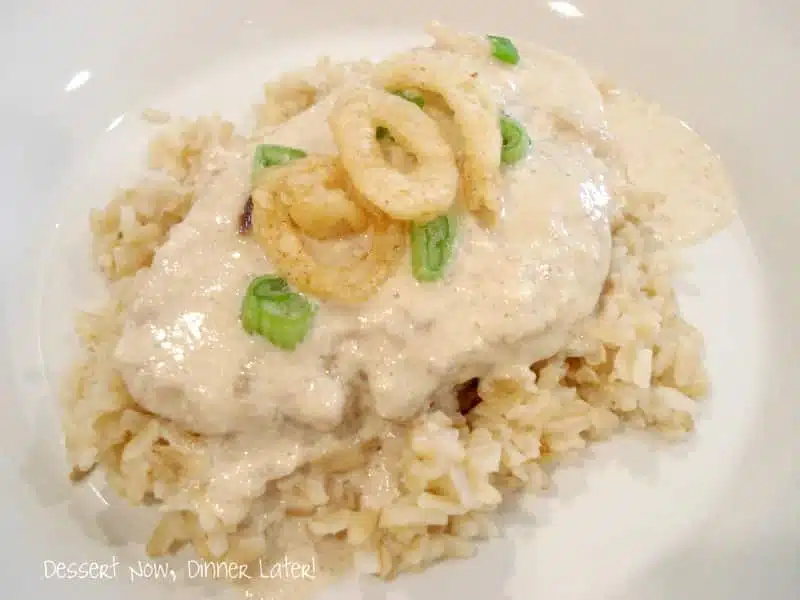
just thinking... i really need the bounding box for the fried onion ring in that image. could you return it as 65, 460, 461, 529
328, 87, 459, 222
374, 49, 503, 224
252, 156, 407, 303
254, 154, 370, 240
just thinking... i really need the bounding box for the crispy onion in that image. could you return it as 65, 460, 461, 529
253, 154, 370, 240
251, 155, 407, 303
328, 87, 459, 222
375, 49, 503, 224
249, 50, 506, 302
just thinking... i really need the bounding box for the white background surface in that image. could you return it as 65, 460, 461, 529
0, 1, 797, 599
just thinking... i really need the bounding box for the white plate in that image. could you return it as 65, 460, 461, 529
1, 1, 797, 599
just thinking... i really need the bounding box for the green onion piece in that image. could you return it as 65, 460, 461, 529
376, 90, 425, 140
240, 275, 316, 350
391, 89, 425, 109
252, 144, 307, 180
410, 214, 457, 282
487, 35, 520, 65
499, 115, 531, 165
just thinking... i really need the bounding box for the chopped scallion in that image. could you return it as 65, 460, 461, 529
499, 115, 530, 165
487, 35, 520, 65
410, 214, 457, 282
392, 89, 425, 109
240, 275, 316, 350
252, 144, 307, 181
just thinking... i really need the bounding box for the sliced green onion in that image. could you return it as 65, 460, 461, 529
410, 214, 457, 282
487, 35, 520, 65
376, 89, 425, 140
391, 89, 425, 109
252, 144, 307, 181
240, 275, 316, 350
499, 115, 531, 165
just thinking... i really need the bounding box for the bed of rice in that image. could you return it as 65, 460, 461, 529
63, 58, 708, 590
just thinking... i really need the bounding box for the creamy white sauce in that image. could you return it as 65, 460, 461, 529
112, 30, 735, 522
601, 88, 737, 245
